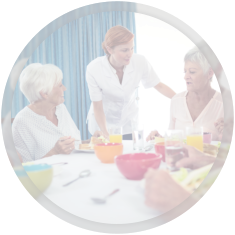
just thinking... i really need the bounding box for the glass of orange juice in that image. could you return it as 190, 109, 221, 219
186, 127, 203, 152
109, 127, 122, 143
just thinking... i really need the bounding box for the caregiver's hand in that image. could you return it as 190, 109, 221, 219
175, 145, 215, 170
93, 131, 109, 140
145, 169, 190, 212
53, 136, 75, 155
146, 130, 162, 141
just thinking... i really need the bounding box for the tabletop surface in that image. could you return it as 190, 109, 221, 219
30, 140, 219, 224
33, 140, 163, 224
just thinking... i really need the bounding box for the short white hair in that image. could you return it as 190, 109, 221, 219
184, 47, 211, 74
19, 63, 63, 103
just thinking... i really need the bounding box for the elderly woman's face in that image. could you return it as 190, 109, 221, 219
184, 61, 210, 92
47, 81, 66, 105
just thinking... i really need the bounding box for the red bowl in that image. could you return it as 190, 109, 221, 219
154, 142, 165, 162
115, 153, 162, 180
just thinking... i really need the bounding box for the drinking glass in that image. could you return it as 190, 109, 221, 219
131, 119, 144, 151
186, 127, 203, 151
109, 127, 122, 143
165, 130, 184, 171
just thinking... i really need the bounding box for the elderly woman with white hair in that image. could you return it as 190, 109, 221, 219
12, 63, 101, 163
147, 47, 224, 141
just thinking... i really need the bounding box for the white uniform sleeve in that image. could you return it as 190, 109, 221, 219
168, 99, 176, 129
86, 66, 103, 102
140, 56, 161, 89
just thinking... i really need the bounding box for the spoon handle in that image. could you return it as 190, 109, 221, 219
106, 189, 120, 198
63, 177, 80, 187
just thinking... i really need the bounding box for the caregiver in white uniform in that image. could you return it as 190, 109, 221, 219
86, 26, 176, 139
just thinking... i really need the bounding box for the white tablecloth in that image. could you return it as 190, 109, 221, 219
33, 140, 162, 224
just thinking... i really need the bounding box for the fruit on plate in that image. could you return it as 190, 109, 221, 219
79, 136, 110, 150
155, 137, 165, 143
203, 143, 219, 157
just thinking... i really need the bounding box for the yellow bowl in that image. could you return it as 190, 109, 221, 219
14, 166, 41, 198
23, 164, 53, 192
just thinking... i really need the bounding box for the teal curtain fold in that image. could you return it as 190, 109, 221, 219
12, 11, 137, 139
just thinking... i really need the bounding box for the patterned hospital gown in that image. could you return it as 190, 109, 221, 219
12, 104, 81, 162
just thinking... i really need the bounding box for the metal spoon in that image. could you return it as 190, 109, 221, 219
63, 169, 91, 187
91, 189, 120, 204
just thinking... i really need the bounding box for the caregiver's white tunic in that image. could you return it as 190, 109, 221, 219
86, 54, 160, 135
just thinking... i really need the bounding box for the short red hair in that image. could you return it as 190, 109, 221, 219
102, 26, 134, 56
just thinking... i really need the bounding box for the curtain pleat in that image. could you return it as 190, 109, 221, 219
12, 11, 137, 139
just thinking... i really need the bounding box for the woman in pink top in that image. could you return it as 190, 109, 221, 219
147, 47, 224, 141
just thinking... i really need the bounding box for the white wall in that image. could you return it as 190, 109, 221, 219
135, 13, 221, 139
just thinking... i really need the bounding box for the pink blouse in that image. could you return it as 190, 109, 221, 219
169, 91, 224, 140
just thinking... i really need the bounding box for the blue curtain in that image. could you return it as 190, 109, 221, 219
12, 11, 137, 139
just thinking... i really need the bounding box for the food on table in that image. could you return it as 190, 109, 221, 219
171, 168, 188, 182
97, 136, 110, 143
155, 137, 165, 143
203, 143, 219, 157
79, 143, 93, 150
171, 164, 213, 192
89, 136, 103, 148
79, 136, 109, 150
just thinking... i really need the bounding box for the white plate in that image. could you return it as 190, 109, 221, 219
52, 165, 63, 176
75, 149, 95, 153
211, 141, 220, 146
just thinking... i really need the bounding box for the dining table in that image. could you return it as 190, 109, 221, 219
30, 140, 164, 224
32, 140, 218, 224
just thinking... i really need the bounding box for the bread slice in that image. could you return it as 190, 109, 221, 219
79, 144, 91, 150
203, 143, 218, 152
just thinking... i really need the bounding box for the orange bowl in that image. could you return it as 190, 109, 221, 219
94, 143, 123, 163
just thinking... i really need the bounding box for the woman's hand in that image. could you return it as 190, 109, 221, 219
53, 136, 75, 155
93, 131, 109, 139
214, 118, 224, 139
146, 130, 162, 142
175, 145, 215, 169
144, 169, 190, 212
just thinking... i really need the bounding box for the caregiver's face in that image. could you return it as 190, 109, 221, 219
110, 40, 134, 66
47, 81, 66, 105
